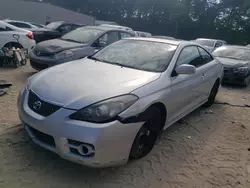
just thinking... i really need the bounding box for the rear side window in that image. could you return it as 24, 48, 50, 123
198, 47, 214, 64
8, 22, 31, 28
176, 46, 201, 67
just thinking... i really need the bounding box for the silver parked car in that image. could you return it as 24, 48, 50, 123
18, 38, 223, 168
195, 38, 227, 53
29, 26, 135, 70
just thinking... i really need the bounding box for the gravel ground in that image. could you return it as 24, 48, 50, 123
0, 65, 250, 188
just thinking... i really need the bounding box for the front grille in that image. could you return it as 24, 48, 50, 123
33, 48, 53, 57
30, 60, 48, 70
28, 91, 61, 117
28, 126, 55, 147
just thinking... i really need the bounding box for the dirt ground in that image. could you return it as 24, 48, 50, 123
0, 65, 250, 188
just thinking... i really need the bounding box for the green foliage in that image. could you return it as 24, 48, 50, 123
40, 0, 250, 44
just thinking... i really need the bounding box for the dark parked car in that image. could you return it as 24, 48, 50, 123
212, 45, 250, 87
30, 21, 85, 43
29, 26, 135, 70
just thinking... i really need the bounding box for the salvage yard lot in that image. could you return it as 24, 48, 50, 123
0, 65, 250, 188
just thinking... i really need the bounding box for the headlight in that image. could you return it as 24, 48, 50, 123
26, 74, 36, 89
233, 66, 249, 73
69, 95, 138, 123
54, 50, 74, 59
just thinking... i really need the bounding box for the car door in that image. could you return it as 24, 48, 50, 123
197, 46, 218, 99
0, 23, 14, 49
168, 46, 204, 121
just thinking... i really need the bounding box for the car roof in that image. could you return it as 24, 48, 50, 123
85, 25, 133, 32
196, 38, 225, 42
126, 37, 185, 46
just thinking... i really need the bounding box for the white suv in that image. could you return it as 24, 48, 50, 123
0, 21, 36, 53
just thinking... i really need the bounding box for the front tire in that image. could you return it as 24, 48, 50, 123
242, 75, 250, 87
129, 107, 164, 159
203, 80, 220, 107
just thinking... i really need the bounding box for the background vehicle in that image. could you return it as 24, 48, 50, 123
29, 26, 135, 70
30, 21, 85, 43
0, 21, 36, 53
194, 38, 227, 53
4, 19, 43, 29
18, 38, 223, 167
213, 45, 250, 87
135, 31, 152, 37
100, 24, 133, 31
153, 35, 175, 40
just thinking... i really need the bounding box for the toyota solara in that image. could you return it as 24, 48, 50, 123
18, 38, 224, 167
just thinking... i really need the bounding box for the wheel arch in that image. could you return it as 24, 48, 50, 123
4, 42, 23, 49
118, 101, 167, 129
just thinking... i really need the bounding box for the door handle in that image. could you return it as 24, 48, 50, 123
201, 73, 206, 79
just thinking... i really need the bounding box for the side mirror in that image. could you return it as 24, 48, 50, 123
175, 64, 196, 75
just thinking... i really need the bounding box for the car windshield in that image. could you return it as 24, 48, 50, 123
213, 46, 250, 61
61, 27, 103, 44
91, 39, 177, 72
195, 39, 215, 47
46, 22, 63, 30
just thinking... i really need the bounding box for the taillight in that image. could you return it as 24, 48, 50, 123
26, 32, 34, 40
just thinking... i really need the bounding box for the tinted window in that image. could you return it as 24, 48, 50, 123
120, 32, 133, 39
61, 27, 103, 44
58, 24, 72, 33
213, 46, 250, 61
8, 22, 31, 28
198, 47, 213, 64
176, 46, 201, 67
99, 32, 119, 45
91, 40, 177, 72
215, 41, 223, 48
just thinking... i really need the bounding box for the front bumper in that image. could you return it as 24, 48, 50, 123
18, 88, 143, 168
222, 71, 249, 84
29, 51, 73, 71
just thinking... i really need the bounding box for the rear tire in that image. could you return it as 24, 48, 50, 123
203, 80, 220, 107
129, 106, 164, 159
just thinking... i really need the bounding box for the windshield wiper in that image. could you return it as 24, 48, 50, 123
88, 56, 102, 62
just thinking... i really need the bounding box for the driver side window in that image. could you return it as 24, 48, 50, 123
176, 46, 201, 68
99, 32, 119, 46
215, 41, 222, 48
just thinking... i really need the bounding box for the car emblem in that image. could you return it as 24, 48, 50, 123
36, 51, 41, 56
33, 100, 42, 110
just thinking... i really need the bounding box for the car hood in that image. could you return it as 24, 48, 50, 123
216, 57, 249, 68
35, 39, 85, 54
28, 58, 161, 110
